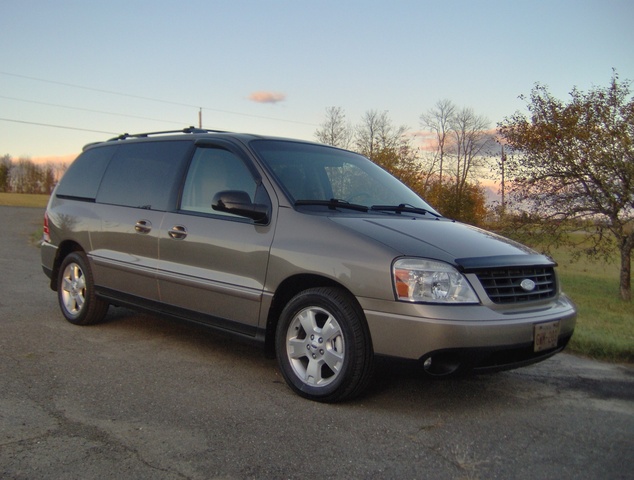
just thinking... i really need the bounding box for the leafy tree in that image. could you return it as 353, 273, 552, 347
371, 144, 424, 194
422, 178, 488, 225
498, 72, 634, 301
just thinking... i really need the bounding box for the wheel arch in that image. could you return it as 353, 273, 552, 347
49, 240, 84, 291
263, 274, 364, 357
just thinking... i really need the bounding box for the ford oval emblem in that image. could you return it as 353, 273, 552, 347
520, 279, 536, 292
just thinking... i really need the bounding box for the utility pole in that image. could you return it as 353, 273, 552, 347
198, 108, 202, 129
500, 145, 506, 217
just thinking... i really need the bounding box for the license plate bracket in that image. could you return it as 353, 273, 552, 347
534, 320, 560, 352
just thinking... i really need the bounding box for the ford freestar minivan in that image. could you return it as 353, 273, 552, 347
41, 128, 576, 402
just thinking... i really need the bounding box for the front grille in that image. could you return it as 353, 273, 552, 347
474, 266, 557, 304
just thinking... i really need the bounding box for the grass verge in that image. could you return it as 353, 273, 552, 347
555, 252, 633, 363
0, 193, 50, 208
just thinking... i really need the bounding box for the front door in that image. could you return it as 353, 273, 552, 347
157, 145, 275, 335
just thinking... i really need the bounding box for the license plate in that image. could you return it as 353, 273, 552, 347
534, 320, 560, 352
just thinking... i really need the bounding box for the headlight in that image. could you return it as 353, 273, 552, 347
393, 258, 479, 304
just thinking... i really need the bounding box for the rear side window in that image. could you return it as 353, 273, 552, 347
55, 145, 117, 200
96, 141, 191, 211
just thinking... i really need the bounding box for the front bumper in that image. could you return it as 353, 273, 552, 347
360, 294, 577, 365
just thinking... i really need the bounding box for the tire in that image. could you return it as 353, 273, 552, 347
275, 287, 374, 402
57, 252, 109, 325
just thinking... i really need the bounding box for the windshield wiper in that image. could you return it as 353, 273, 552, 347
370, 203, 441, 217
295, 199, 369, 212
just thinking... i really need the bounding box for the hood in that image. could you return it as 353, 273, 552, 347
329, 216, 554, 270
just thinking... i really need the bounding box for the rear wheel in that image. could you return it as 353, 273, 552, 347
57, 252, 109, 325
276, 287, 374, 402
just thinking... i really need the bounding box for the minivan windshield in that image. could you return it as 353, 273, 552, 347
251, 140, 439, 215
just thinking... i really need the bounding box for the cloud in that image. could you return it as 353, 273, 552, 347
248, 91, 286, 104
411, 127, 502, 152
409, 130, 443, 152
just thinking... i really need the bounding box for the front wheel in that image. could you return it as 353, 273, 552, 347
57, 252, 109, 325
275, 287, 374, 402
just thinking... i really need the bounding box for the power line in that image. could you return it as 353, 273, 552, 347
0, 94, 189, 126
0, 71, 319, 128
0, 117, 118, 135
0, 71, 199, 109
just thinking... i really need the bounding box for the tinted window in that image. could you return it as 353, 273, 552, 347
181, 147, 258, 217
96, 141, 191, 211
251, 140, 436, 211
55, 145, 117, 200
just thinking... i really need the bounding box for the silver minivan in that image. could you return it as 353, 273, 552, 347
41, 128, 576, 402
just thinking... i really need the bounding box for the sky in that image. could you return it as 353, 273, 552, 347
1, 0, 633, 162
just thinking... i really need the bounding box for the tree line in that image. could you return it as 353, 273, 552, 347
0, 155, 67, 194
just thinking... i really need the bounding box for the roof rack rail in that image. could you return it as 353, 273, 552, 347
107, 126, 229, 142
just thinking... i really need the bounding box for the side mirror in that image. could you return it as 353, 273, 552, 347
212, 190, 269, 224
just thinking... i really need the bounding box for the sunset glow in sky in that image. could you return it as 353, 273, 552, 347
1, 0, 633, 162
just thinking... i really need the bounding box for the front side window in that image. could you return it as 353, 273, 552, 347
180, 147, 258, 217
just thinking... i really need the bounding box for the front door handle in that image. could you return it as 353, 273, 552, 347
168, 225, 188, 240
135, 219, 152, 234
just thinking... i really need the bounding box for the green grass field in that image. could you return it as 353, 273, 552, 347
0, 192, 50, 208
551, 247, 633, 363
2, 193, 631, 363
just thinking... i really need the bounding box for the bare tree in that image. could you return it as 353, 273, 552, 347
314, 106, 353, 149
355, 110, 408, 160
0, 154, 11, 192
420, 99, 456, 185
449, 107, 494, 200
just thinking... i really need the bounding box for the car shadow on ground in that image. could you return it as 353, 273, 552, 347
85, 306, 633, 411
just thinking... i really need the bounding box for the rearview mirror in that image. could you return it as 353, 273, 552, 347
212, 190, 269, 224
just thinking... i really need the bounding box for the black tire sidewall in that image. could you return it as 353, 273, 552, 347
275, 287, 372, 402
57, 252, 107, 325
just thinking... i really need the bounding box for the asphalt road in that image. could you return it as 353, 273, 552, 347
1, 205, 633, 480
